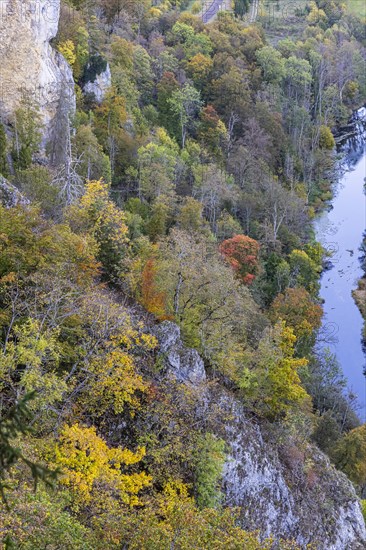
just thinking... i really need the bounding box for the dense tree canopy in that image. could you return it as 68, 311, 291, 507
0, 0, 365, 545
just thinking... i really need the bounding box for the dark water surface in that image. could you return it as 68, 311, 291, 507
314, 108, 366, 416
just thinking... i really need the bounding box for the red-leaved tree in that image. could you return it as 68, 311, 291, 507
219, 234, 260, 285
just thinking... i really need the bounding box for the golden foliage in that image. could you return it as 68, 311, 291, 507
54, 424, 152, 508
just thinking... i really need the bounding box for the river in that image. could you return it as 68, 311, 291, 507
314, 107, 366, 418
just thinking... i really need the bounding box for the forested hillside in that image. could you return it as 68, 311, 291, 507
0, 0, 366, 547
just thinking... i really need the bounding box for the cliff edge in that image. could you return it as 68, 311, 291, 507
0, 0, 74, 141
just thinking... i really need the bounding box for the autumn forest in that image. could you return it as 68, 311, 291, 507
0, 0, 366, 547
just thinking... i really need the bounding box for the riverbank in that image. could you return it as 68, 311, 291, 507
353, 270, 366, 348
349, 108, 366, 352
353, 281, 366, 319
314, 105, 366, 413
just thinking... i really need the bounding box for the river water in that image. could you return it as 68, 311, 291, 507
314, 107, 366, 417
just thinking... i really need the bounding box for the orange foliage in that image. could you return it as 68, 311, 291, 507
141, 259, 169, 319
269, 287, 323, 340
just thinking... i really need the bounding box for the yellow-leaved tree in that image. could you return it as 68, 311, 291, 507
78, 323, 156, 417
67, 179, 129, 281
57, 40, 77, 68
54, 424, 152, 509
106, 480, 304, 549
332, 424, 366, 491
250, 322, 310, 419
0, 319, 67, 418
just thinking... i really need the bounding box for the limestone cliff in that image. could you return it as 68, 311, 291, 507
83, 63, 111, 104
0, 175, 28, 207
155, 321, 366, 549
0, 0, 74, 141
219, 394, 366, 549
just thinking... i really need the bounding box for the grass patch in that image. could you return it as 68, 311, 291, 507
344, 0, 366, 17
258, 0, 309, 43
260, 0, 308, 20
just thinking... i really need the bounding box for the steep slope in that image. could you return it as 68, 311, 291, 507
155, 321, 366, 549
0, 175, 28, 206
0, 0, 365, 546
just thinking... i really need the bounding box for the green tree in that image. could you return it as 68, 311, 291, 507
250, 322, 310, 419
66, 179, 129, 282
15, 166, 60, 217
0, 319, 67, 421
74, 124, 111, 182
234, 0, 250, 17
146, 198, 171, 242
285, 57, 312, 103
170, 21, 195, 44
133, 46, 154, 105
194, 433, 225, 509
256, 46, 285, 85
211, 66, 251, 125
94, 89, 127, 178
0, 485, 96, 548
11, 99, 42, 171
0, 394, 56, 503
0, 123, 9, 176
198, 105, 227, 160
157, 72, 180, 139
177, 197, 205, 233
168, 83, 202, 148
288, 249, 321, 296
111, 36, 134, 71
137, 128, 178, 201
306, 350, 359, 438
333, 424, 366, 491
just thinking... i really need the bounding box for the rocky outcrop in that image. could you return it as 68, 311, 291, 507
219, 393, 366, 549
0, 0, 74, 141
154, 321, 206, 385
154, 320, 366, 549
0, 176, 28, 207
83, 63, 111, 104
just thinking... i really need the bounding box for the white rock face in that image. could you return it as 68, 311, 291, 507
154, 321, 366, 548
219, 392, 366, 549
83, 63, 111, 103
222, 411, 298, 539
154, 321, 206, 385
0, 0, 74, 138
0, 175, 28, 207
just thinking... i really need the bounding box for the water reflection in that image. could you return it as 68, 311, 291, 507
314, 107, 366, 417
